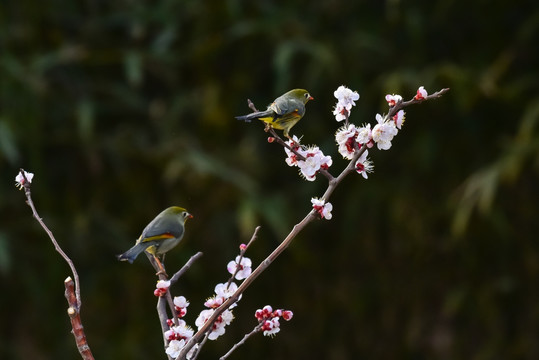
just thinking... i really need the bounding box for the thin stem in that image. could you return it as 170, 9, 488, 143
226, 226, 260, 290
20, 169, 82, 308
220, 324, 263, 360
189, 331, 210, 360
155, 252, 203, 355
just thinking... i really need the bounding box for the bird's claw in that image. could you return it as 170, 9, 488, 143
156, 270, 168, 277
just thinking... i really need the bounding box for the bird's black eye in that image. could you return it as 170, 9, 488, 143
304, 93, 310, 98
182, 212, 187, 217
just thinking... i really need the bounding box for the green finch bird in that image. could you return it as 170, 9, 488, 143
117, 206, 193, 274
235, 89, 314, 140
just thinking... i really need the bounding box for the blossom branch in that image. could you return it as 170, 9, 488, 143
178, 86, 449, 358
389, 87, 450, 118
17, 169, 94, 359
267, 128, 335, 181
154, 252, 203, 355
179, 212, 316, 358
246, 99, 334, 180
226, 226, 260, 289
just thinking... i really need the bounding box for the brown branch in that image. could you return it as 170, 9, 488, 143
389, 88, 450, 117
65, 277, 94, 360
20, 169, 82, 308
169, 252, 204, 285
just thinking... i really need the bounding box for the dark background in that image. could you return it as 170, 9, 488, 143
1, 1, 538, 359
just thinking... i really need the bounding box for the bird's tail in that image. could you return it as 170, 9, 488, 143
116, 241, 148, 264
235, 109, 273, 123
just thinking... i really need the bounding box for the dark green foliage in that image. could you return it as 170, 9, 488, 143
1, 0, 538, 359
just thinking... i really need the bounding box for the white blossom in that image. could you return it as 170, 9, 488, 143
227, 256, 252, 280
15, 170, 34, 190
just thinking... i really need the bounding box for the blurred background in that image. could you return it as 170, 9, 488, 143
1, 0, 538, 359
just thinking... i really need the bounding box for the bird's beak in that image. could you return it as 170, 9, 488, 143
187, 213, 194, 219
308, 96, 314, 101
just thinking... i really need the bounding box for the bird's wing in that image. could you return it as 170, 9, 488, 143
271, 97, 304, 116
140, 215, 183, 242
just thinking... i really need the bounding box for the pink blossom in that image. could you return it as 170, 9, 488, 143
262, 318, 281, 336
392, 110, 405, 129
335, 124, 359, 160
195, 309, 234, 340
297, 146, 332, 181
311, 198, 333, 220
333, 85, 360, 121
372, 114, 398, 150
284, 135, 305, 167
15, 170, 34, 190
173, 296, 189, 317
355, 150, 374, 179
414, 86, 428, 100
385, 94, 402, 106
154, 280, 170, 297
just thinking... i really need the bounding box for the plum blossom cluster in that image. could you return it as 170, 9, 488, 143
255, 305, 294, 337
15, 170, 34, 190
284, 136, 332, 181
332, 86, 426, 168
227, 255, 252, 281
159, 293, 195, 358
371, 113, 399, 150
166, 338, 196, 360
195, 282, 238, 340
311, 198, 333, 220
164, 299, 195, 359
163, 259, 245, 358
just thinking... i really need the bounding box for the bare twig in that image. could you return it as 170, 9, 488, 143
18, 169, 93, 359
20, 169, 83, 307
169, 252, 204, 285
220, 324, 263, 360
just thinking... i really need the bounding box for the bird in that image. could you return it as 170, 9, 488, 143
117, 206, 193, 275
235, 89, 314, 140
